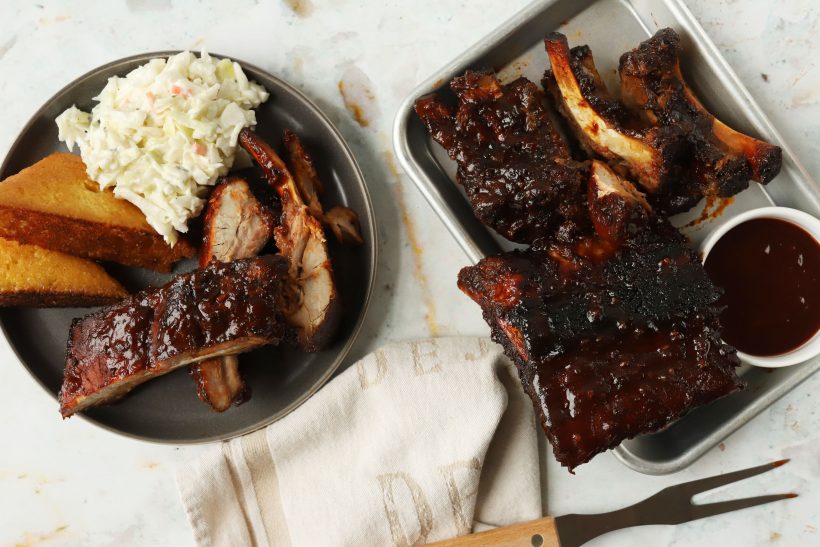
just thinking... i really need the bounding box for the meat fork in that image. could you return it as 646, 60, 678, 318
427, 460, 795, 547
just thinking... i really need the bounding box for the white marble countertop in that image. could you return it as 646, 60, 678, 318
0, 1, 817, 545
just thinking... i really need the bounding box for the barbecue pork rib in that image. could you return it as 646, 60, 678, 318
543, 33, 687, 197
282, 130, 363, 245
199, 177, 276, 265
458, 162, 742, 470
239, 129, 341, 352
415, 70, 589, 244
59, 256, 289, 417
587, 160, 650, 244
189, 177, 277, 412
619, 28, 781, 187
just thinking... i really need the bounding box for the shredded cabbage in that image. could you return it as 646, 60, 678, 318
56, 51, 269, 245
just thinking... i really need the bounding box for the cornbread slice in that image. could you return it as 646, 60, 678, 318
0, 153, 196, 272
0, 237, 126, 307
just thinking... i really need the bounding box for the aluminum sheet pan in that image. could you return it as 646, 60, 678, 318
394, 0, 820, 474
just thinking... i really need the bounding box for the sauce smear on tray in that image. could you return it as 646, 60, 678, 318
705, 218, 819, 356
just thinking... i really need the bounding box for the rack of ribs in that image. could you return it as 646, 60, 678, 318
59, 256, 289, 417
415, 70, 589, 244
457, 161, 742, 470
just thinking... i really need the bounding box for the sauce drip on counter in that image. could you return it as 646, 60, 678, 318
704, 217, 819, 356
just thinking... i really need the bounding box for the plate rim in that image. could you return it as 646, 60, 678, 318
0, 50, 378, 444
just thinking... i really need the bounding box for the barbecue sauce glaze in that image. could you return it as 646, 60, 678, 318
704, 218, 819, 356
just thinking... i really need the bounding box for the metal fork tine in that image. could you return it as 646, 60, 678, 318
688, 493, 798, 521
553, 461, 795, 546
673, 459, 790, 497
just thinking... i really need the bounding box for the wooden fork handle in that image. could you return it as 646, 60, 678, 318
425, 516, 561, 546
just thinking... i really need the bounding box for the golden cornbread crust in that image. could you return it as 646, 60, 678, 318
0, 237, 126, 307
0, 153, 197, 272
0, 291, 122, 307
0, 206, 195, 272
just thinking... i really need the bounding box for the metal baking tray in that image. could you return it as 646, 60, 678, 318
393, 0, 820, 474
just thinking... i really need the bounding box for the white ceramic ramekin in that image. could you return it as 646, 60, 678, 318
700, 206, 820, 368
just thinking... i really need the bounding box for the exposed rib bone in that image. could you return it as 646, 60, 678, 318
544, 33, 686, 193
618, 28, 781, 185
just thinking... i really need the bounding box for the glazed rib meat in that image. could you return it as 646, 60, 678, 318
239, 129, 341, 351
544, 33, 687, 196
59, 256, 289, 417
619, 28, 781, 188
529, 314, 740, 470
415, 70, 588, 243
189, 177, 276, 412
458, 162, 742, 470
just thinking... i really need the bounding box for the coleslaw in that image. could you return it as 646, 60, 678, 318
56, 51, 269, 245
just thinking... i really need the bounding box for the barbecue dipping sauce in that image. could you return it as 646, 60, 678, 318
704, 217, 820, 356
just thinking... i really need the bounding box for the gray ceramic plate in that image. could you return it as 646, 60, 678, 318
0, 52, 376, 443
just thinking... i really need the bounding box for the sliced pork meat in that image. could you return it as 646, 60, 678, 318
239, 129, 341, 351
282, 129, 364, 245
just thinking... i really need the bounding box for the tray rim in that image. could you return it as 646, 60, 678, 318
0, 50, 378, 445
392, 0, 819, 474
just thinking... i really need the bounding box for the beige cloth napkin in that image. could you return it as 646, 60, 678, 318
176, 337, 541, 546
